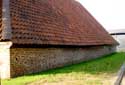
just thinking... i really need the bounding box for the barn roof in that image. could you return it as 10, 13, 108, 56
0, 0, 117, 46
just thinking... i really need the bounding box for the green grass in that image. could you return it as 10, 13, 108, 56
2, 52, 125, 85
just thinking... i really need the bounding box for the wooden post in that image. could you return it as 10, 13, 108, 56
114, 63, 125, 85
2, 0, 12, 40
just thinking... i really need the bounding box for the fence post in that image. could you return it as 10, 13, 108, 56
114, 63, 125, 85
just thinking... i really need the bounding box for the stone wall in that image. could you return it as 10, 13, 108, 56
10, 45, 116, 78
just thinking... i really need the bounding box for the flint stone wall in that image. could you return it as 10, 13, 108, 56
10, 45, 116, 77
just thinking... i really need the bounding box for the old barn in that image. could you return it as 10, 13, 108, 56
0, 0, 117, 79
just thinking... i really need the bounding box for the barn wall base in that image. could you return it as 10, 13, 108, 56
9, 45, 116, 78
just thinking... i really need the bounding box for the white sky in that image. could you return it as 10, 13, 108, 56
76, 0, 125, 31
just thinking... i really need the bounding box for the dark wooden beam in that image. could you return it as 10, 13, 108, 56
1, 0, 12, 40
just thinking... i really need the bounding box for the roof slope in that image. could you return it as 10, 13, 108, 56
1, 0, 117, 46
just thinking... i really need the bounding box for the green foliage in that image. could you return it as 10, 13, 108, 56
2, 52, 125, 85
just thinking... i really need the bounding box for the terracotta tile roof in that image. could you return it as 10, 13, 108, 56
0, 0, 117, 46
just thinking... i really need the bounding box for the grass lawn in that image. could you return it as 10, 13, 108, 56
2, 52, 125, 85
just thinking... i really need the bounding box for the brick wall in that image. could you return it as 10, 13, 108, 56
10, 45, 116, 78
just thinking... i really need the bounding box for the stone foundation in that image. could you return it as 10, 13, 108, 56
0, 43, 116, 79
10, 45, 116, 78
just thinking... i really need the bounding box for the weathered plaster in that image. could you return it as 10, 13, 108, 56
0, 42, 12, 79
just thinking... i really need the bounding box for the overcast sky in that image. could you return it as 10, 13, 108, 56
76, 0, 125, 31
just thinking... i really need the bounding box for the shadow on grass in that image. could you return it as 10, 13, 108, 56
25, 52, 125, 77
